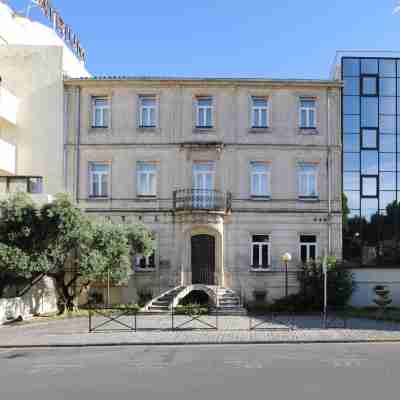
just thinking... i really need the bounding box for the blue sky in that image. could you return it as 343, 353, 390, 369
9, 0, 400, 78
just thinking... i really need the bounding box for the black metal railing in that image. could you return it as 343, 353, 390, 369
173, 189, 232, 212
0, 176, 43, 194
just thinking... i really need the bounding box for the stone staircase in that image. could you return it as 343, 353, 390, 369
213, 287, 246, 315
143, 285, 246, 315
144, 286, 185, 312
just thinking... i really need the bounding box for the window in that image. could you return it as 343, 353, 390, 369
196, 97, 213, 128
89, 163, 110, 198
361, 176, 378, 197
251, 97, 268, 128
250, 162, 271, 197
134, 252, 156, 270
139, 96, 157, 128
137, 162, 157, 196
300, 235, 317, 264
361, 129, 378, 149
299, 98, 316, 128
298, 163, 318, 198
251, 235, 270, 269
361, 76, 378, 96
92, 97, 110, 128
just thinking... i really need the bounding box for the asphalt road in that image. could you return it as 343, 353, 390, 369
1, 343, 399, 400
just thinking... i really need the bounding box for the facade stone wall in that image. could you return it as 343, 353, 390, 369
65, 78, 342, 304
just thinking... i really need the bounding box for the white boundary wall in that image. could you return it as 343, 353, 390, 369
349, 268, 400, 307
0, 277, 57, 324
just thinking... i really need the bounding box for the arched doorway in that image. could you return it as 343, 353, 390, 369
191, 234, 215, 285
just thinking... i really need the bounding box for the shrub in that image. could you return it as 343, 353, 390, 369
174, 304, 209, 315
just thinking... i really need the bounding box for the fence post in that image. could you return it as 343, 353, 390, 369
171, 306, 174, 330
88, 306, 92, 333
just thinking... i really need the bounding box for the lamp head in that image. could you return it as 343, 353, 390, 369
282, 252, 292, 262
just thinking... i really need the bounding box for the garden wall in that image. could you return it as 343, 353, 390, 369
0, 277, 57, 324
349, 268, 400, 307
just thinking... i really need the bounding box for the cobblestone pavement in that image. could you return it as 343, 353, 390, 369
1, 314, 400, 347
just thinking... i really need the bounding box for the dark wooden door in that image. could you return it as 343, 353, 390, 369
191, 235, 215, 285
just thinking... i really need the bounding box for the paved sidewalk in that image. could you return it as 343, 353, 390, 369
1, 315, 400, 347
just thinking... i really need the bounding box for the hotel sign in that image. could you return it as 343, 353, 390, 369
36, 0, 86, 61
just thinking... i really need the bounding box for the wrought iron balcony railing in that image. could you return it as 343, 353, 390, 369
0, 176, 43, 194
173, 189, 232, 212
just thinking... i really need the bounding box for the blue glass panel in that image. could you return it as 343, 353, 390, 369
345, 191, 360, 209
343, 134, 360, 151
362, 129, 377, 149
380, 115, 396, 133
344, 153, 360, 171
361, 97, 378, 127
379, 97, 396, 115
380, 78, 396, 96
361, 59, 378, 74
380, 135, 396, 152
362, 77, 377, 95
380, 172, 396, 190
380, 153, 396, 171
380, 191, 396, 210
361, 150, 378, 174
342, 59, 359, 76
343, 96, 360, 114
344, 172, 360, 190
361, 198, 378, 221
379, 60, 396, 77
343, 115, 359, 133
344, 78, 360, 95
362, 176, 377, 197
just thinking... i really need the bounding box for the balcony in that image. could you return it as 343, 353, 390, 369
0, 86, 18, 125
173, 189, 232, 213
0, 176, 52, 204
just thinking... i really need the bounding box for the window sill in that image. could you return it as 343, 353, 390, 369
250, 266, 272, 272
248, 127, 271, 134
193, 127, 216, 133
298, 196, 319, 202
250, 196, 271, 201
137, 126, 160, 133
87, 196, 110, 201
135, 268, 156, 273
298, 128, 318, 135
89, 126, 111, 133
137, 195, 158, 199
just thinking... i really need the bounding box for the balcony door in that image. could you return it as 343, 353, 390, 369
192, 162, 215, 209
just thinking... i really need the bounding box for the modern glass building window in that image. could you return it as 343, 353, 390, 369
342, 56, 400, 267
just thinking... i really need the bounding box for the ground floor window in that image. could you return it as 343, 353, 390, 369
134, 252, 156, 270
251, 234, 270, 269
300, 234, 317, 264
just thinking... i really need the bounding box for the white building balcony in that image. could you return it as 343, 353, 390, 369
0, 176, 53, 204
0, 85, 18, 125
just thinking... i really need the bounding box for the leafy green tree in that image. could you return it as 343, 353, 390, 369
0, 193, 155, 313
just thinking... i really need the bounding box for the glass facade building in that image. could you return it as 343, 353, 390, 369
342, 57, 400, 266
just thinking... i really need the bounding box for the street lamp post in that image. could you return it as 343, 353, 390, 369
281, 252, 292, 298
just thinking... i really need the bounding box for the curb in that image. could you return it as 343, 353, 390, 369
2, 338, 400, 348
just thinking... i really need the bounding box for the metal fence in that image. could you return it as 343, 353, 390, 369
87, 305, 350, 333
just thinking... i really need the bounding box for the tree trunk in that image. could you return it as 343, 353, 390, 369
53, 273, 77, 314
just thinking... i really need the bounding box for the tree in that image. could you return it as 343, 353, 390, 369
0, 193, 155, 314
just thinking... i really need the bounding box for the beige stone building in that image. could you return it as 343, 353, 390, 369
64, 77, 342, 308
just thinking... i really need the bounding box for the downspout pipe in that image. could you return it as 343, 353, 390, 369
327, 88, 332, 256
75, 87, 81, 203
